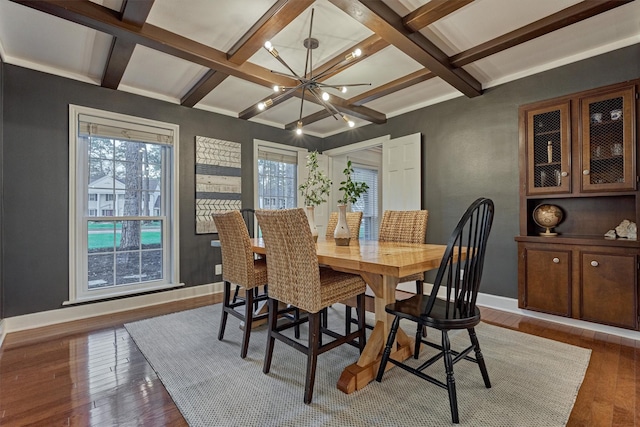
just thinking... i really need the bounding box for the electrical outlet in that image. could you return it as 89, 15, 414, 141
215, 264, 222, 275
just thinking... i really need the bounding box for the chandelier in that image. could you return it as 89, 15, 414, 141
257, 8, 370, 135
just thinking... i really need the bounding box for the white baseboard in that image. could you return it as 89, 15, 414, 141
0, 319, 6, 349
2, 282, 224, 335
398, 281, 640, 341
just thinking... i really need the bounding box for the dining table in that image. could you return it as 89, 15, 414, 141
250, 237, 454, 394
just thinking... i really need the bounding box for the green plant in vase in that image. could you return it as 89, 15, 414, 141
335, 160, 369, 245
298, 150, 331, 241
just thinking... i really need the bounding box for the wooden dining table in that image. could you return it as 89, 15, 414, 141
250, 237, 452, 394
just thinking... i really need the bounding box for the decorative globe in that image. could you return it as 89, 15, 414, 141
533, 204, 563, 236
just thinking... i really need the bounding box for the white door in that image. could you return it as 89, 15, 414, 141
382, 133, 422, 212
298, 151, 330, 237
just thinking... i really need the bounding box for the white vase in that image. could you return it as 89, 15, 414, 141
305, 206, 318, 242
334, 204, 351, 246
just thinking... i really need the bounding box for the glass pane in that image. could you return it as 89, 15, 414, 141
532, 109, 562, 188
142, 220, 162, 248
117, 220, 142, 251
116, 252, 141, 285
88, 221, 116, 252
88, 253, 114, 289
89, 159, 114, 186
588, 96, 624, 184
142, 250, 163, 280
88, 138, 114, 161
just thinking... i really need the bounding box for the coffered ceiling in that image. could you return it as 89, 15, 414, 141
0, 0, 638, 137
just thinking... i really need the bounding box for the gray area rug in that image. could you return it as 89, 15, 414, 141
125, 304, 591, 426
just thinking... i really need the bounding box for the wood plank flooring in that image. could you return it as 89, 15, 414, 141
0, 294, 637, 426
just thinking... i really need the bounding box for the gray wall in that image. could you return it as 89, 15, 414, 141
0, 58, 4, 321
1, 65, 320, 317
1, 44, 638, 318
322, 44, 640, 299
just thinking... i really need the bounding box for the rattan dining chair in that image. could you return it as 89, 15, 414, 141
255, 208, 367, 404
379, 210, 429, 292
345, 209, 429, 335
213, 210, 269, 359
376, 198, 494, 424
230, 208, 261, 306
325, 211, 363, 240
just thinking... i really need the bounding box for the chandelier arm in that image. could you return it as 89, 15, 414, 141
308, 88, 340, 120
270, 70, 312, 84
317, 83, 373, 89
271, 54, 303, 80
298, 86, 307, 124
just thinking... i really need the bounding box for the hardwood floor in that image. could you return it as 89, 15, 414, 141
0, 294, 637, 426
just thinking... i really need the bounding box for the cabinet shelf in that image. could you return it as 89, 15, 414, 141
534, 129, 561, 136
515, 234, 640, 247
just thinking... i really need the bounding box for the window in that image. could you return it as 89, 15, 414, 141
68, 105, 180, 303
351, 165, 379, 240
256, 146, 298, 210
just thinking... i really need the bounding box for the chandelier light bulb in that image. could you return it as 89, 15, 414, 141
341, 86, 347, 93
273, 85, 280, 92
264, 40, 279, 58
258, 99, 273, 111
296, 121, 303, 135
345, 48, 363, 61
322, 92, 330, 101
343, 115, 355, 128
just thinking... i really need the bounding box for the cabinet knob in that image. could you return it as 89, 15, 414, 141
561, 171, 568, 177
590, 260, 599, 267
553, 257, 560, 264
583, 170, 590, 175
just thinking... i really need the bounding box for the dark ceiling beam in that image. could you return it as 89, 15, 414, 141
285, 109, 331, 130
450, 0, 633, 67
402, 0, 474, 32
349, 69, 434, 106
101, 0, 154, 89
181, 69, 229, 107
227, 0, 314, 65
329, 0, 482, 98
12, 0, 299, 90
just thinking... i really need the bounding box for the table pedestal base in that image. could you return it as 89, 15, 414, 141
337, 320, 414, 393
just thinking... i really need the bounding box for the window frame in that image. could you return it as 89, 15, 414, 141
67, 105, 181, 304
253, 139, 307, 212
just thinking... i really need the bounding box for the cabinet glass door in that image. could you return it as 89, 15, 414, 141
526, 102, 570, 195
581, 87, 635, 191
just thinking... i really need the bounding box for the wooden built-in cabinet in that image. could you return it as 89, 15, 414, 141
516, 80, 640, 330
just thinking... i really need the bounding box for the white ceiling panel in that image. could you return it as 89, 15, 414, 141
197, 76, 275, 116
121, 45, 209, 100
147, 0, 279, 52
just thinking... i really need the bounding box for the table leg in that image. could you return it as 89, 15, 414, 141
337, 274, 414, 393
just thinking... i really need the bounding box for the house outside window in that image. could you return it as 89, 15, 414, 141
68, 105, 180, 303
